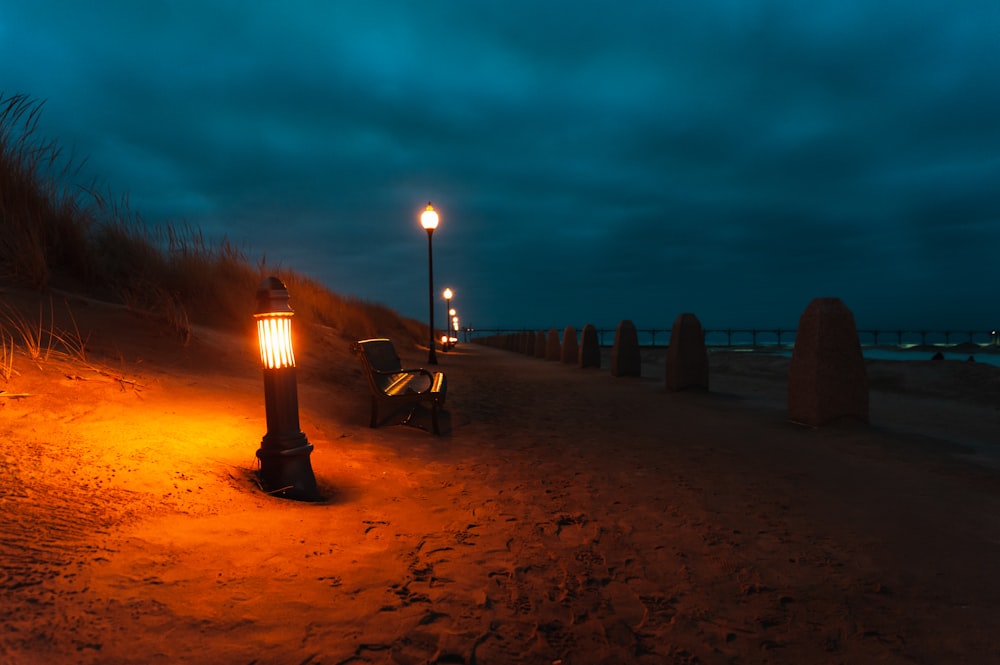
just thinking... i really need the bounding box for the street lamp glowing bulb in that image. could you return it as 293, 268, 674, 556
442, 287, 453, 300
421, 203, 439, 230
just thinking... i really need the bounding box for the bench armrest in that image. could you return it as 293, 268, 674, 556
368, 366, 422, 377
400, 367, 434, 379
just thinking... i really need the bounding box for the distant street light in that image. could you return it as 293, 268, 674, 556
421, 203, 440, 364
442, 287, 454, 351
253, 276, 319, 501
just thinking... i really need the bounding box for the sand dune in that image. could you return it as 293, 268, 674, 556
2, 294, 999, 664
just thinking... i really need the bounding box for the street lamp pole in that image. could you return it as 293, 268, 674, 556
442, 287, 453, 351
421, 202, 439, 365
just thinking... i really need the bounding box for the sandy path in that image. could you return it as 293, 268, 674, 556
2, 329, 999, 664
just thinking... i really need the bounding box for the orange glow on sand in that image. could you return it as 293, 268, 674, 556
5, 286, 1000, 664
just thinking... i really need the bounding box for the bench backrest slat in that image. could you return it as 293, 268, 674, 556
355, 338, 404, 393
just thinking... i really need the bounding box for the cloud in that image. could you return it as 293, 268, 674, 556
4, 0, 1000, 329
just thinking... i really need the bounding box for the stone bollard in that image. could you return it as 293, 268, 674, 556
534, 330, 547, 358
579, 324, 601, 368
611, 319, 641, 377
787, 297, 868, 426
545, 329, 561, 360
521, 332, 534, 355
665, 313, 709, 391
561, 326, 578, 364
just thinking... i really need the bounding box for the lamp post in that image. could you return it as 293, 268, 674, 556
442, 288, 453, 351
421, 202, 440, 364
253, 276, 319, 501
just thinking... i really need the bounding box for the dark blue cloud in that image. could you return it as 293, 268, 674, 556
3, 0, 999, 331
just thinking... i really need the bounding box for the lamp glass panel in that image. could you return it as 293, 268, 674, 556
257, 315, 296, 369
421, 207, 439, 230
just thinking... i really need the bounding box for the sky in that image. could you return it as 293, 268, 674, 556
3, 1, 1000, 332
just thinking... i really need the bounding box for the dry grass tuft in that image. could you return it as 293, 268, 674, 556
0, 93, 95, 288
0, 297, 89, 367
1, 329, 14, 382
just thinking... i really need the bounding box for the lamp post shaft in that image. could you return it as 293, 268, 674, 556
444, 297, 451, 351
257, 366, 317, 500
426, 229, 438, 364
262, 367, 302, 435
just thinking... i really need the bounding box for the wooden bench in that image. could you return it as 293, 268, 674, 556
352, 338, 447, 434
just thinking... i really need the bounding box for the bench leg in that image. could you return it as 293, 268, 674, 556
400, 404, 421, 428
371, 397, 442, 434
431, 404, 440, 435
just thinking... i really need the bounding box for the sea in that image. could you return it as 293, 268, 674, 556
717, 345, 1000, 368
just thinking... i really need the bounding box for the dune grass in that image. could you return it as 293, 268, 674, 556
0, 296, 88, 363
0, 92, 425, 379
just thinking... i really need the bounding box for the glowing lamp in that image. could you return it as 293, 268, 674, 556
255, 287, 295, 369
421, 202, 439, 230
253, 276, 319, 501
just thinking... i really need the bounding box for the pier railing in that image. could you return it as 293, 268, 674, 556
461, 328, 999, 348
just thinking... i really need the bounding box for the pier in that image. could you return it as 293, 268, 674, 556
463, 328, 999, 349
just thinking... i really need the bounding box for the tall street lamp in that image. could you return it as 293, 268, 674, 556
254, 276, 319, 501
442, 287, 453, 351
421, 202, 440, 364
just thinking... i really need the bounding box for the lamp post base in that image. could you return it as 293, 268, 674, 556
256, 434, 320, 501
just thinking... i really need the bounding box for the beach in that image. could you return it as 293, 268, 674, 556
2, 294, 1000, 664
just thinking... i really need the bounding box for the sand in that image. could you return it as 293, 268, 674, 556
2, 291, 1000, 664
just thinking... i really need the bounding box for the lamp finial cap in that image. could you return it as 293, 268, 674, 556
255, 276, 294, 316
